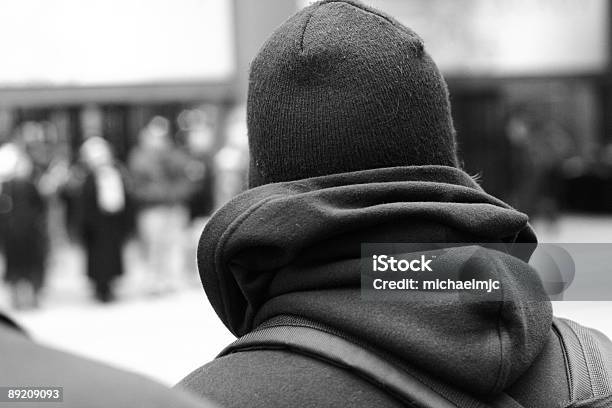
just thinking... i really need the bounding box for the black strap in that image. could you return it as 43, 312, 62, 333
218, 318, 525, 408
553, 318, 612, 403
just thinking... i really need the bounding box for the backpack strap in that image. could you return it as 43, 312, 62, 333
553, 318, 612, 403
218, 316, 524, 408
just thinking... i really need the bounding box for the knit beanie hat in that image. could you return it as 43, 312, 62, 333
247, 0, 458, 188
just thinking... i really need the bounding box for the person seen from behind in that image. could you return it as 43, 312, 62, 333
177, 2, 612, 408
128, 116, 193, 294
0, 143, 47, 309
79, 137, 131, 303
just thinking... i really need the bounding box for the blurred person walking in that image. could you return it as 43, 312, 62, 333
506, 113, 571, 227
79, 137, 131, 303
214, 106, 249, 207
180, 110, 217, 284
185, 117, 216, 222
128, 116, 192, 294
0, 143, 47, 309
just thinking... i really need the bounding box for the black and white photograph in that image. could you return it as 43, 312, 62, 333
1, 1, 612, 407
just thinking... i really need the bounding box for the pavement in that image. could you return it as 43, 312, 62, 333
2, 214, 612, 386
1, 240, 235, 386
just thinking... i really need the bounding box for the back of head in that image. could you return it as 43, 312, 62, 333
247, 0, 458, 188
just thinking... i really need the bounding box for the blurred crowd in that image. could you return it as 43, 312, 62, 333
505, 108, 612, 227
0, 107, 248, 309
2, 100, 612, 311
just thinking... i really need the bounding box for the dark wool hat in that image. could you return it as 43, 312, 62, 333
247, 0, 458, 187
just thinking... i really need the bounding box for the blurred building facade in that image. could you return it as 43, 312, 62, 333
368, 0, 612, 216
0, 0, 611, 216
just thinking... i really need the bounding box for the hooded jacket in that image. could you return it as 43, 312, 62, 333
178, 166, 607, 407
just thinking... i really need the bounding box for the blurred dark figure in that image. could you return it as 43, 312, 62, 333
78, 137, 131, 303
506, 114, 536, 211
506, 113, 570, 225
183, 113, 216, 221
532, 121, 571, 224
58, 160, 89, 243
562, 142, 612, 213
179, 110, 217, 284
0, 143, 47, 309
599, 144, 612, 210
128, 116, 192, 293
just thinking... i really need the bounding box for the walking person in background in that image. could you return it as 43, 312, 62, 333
214, 105, 248, 207
79, 137, 131, 303
128, 116, 192, 294
184, 112, 216, 224
180, 109, 217, 285
0, 143, 47, 309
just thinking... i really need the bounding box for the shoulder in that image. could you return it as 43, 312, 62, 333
509, 318, 612, 407
177, 349, 401, 408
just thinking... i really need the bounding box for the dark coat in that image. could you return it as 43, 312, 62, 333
0, 178, 47, 288
186, 152, 216, 220
78, 168, 132, 284
177, 166, 612, 408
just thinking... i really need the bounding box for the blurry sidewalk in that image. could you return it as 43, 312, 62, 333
1, 214, 612, 385
533, 213, 612, 243
1, 240, 234, 385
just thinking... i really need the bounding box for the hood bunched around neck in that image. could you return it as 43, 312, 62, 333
197, 165, 552, 397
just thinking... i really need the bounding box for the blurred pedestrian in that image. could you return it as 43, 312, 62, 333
128, 117, 192, 294
214, 106, 248, 207
599, 143, 612, 211
79, 137, 131, 303
180, 110, 217, 284
506, 112, 538, 214
507, 111, 572, 227
183, 111, 216, 223
0, 143, 47, 309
